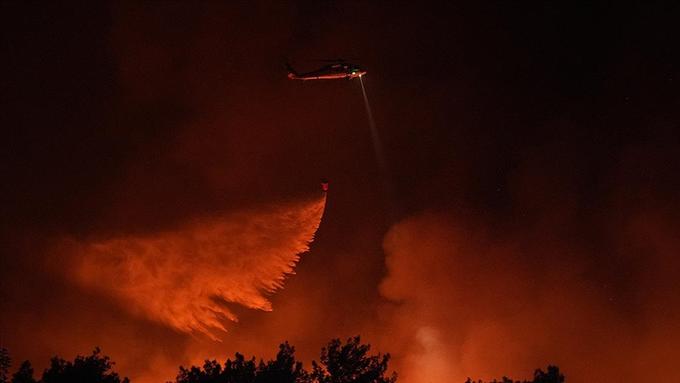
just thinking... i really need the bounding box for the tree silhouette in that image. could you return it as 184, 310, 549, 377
175, 342, 308, 383
0, 340, 565, 383
41, 348, 129, 383
532, 366, 564, 383
254, 342, 307, 383
11, 361, 35, 383
311, 336, 396, 383
464, 365, 564, 383
176, 353, 257, 383
175, 337, 396, 383
0, 348, 10, 383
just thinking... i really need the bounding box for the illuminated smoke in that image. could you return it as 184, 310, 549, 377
57, 195, 326, 339
377, 211, 680, 382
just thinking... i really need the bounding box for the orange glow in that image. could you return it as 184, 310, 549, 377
372, 211, 680, 382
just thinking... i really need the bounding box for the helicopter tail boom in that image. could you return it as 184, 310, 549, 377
285, 62, 299, 79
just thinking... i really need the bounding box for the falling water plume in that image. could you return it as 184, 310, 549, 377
55, 194, 327, 339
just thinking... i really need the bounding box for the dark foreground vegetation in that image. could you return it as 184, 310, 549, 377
0, 337, 563, 383
465, 365, 564, 383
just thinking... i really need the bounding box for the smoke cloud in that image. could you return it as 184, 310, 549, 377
376, 205, 680, 382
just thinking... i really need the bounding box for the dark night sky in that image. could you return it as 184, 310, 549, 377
1, 2, 679, 382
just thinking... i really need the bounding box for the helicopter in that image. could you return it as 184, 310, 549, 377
286, 59, 366, 80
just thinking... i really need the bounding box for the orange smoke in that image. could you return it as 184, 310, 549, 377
376, 210, 680, 382
56, 195, 326, 338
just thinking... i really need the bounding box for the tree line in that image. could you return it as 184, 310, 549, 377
0, 336, 563, 383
